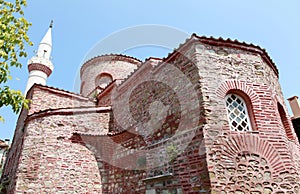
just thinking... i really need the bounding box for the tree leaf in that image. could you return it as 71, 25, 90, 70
0, 0, 32, 122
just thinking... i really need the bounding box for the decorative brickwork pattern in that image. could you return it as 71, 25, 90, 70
28, 63, 52, 76
193, 41, 300, 193
206, 130, 300, 193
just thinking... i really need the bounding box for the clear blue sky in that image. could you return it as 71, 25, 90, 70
1, 0, 300, 140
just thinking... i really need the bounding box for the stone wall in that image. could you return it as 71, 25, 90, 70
106, 50, 210, 193
4, 36, 300, 194
76, 39, 300, 193
193, 42, 300, 193
28, 85, 96, 115
7, 111, 110, 194
2, 85, 105, 193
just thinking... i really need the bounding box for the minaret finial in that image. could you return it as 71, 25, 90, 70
49, 20, 53, 28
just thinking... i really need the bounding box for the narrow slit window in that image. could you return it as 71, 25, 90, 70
225, 93, 252, 132
277, 102, 294, 139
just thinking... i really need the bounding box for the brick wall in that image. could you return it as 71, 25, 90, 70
2, 85, 107, 193
106, 50, 210, 193
4, 37, 300, 194
5, 111, 110, 194
76, 39, 300, 193
193, 42, 300, 193
16, 112, 108, 193
28, 85, 96, 115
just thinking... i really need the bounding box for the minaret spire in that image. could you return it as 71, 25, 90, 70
25, 21, 54, 93
49, 20, 53, 28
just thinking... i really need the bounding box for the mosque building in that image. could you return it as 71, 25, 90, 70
1, 23, 300, 194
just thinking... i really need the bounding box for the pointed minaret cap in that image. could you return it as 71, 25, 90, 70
25, 21, 54, 93
37, 20, 53, 60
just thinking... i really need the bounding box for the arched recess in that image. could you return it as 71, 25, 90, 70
216, 80, 258, 131
277, 102, 295, 140
95, 73, 113, 89
273, 95, 295, 140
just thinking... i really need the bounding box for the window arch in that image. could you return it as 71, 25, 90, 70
95, 73, 113, 89
225, 93, 252, 132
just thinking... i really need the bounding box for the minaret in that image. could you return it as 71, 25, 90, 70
25, 21, 54, 93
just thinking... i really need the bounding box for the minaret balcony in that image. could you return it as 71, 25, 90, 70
27, 56, 54, 71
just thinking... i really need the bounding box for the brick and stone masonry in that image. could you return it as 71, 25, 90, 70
1, 34, 300, 193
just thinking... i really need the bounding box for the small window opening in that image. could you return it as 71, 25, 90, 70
226, 93, 252, 132
95, 73, 113, 89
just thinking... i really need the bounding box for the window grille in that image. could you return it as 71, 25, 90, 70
225, 93, 252, 131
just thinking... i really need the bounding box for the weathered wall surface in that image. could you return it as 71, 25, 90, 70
1, 108, 28, 194
193, 42, 300, 193
4, 37, 300, 194
2, 85, 106, 194
29, 85, 96, 115
8, 112, 110, 194
108, 50, 210, 193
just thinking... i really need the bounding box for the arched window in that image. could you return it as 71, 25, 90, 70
95, 73, 113, 89
225, 93, 252, 132
277, 102, 294, 139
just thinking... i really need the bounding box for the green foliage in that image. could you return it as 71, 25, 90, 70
137, 156, 146, 168
166, 144, 178, 161
0, 0, 32, 121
